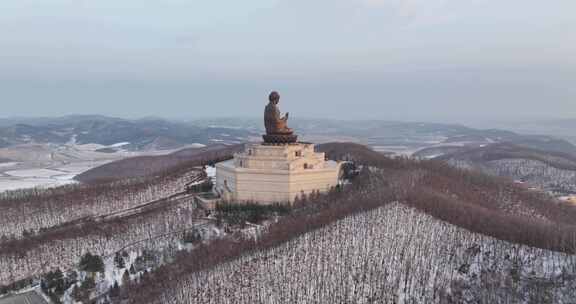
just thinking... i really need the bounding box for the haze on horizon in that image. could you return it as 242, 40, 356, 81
1, 0, 575, 124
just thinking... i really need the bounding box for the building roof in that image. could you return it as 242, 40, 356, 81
216, 159, 235, 169
0, 290, 49, 304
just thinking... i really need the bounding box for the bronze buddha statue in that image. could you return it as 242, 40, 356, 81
263, 91, 298, 144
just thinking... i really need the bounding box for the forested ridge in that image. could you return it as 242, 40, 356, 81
115, 143, 576, 303
0, 146, 237, 287
1, 143, 575, 303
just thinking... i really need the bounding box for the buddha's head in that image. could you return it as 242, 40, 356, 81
269, 91, 280, 104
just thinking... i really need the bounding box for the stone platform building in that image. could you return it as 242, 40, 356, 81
215, 92, 341, 204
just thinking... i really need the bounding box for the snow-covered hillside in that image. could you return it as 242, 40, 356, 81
485, 159, 576, 194
449, 158, 576, 196
0, 170, 200, 241
0, 187, 206, 285
156, 204, 576, 304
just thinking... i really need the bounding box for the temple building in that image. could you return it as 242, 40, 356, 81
215, 92, 341, 204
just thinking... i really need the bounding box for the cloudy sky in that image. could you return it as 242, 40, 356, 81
1, 0, 575, 122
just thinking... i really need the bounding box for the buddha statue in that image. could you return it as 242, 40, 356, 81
263, 91, 298, 144
264, 91, 293, 134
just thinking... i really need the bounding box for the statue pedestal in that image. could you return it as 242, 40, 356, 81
262, 134, 298, 144
215, 143, 341, 204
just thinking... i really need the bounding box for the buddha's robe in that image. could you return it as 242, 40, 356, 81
264, 102, 291, 134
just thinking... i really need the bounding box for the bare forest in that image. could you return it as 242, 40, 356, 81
2, 143, 576, 303
114, 143, 576, 304
154, 203, 576, 304
0, 146, 238, 287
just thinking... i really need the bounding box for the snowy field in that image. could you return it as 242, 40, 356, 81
0, 142, 189, 193
0, 160, 112, 193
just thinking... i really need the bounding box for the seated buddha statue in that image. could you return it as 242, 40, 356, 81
264, 91, 293, 134
263, 91, 298, 144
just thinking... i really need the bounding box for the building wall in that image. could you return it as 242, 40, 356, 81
235, 170, 291, 204
214, 161, 237, 201
215, 143, 341, 204
288, 169, 341, 200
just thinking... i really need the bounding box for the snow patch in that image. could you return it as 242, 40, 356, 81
206, 166, 216, 179
0, 162, 19, 168
109, 142, 131, 148
189, 143, 207, 148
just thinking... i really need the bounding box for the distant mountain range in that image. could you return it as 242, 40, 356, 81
469, 118, 576, 144
1, 115, 574, 158
432, 143, 576, 171
0, 115, 253, 151
193, 117, 576, 156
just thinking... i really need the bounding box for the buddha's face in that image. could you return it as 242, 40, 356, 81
269, 92, 280, 103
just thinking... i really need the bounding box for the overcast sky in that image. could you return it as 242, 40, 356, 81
1, 0, 575, 123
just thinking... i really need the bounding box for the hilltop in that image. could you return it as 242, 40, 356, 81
0, 115, 252, 151
1, 142, 575, 304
